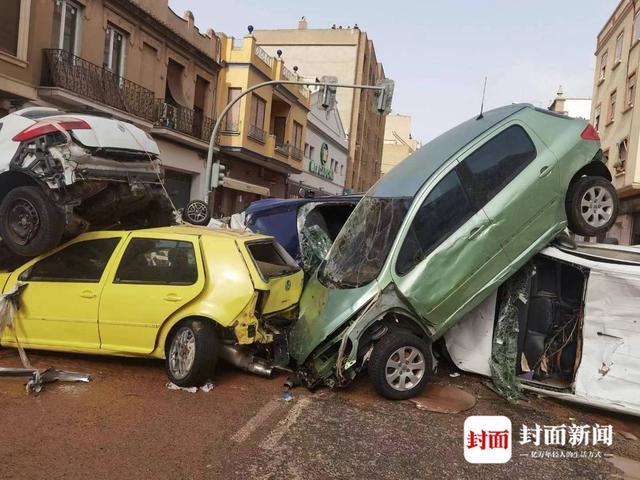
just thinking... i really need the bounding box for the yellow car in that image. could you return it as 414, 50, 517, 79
0, 226, 303, 386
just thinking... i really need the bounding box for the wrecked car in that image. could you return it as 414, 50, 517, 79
444, 241, 640, 417
0, 107, 172, 259
244, 195, 361, 275
289, 103, 619, 400
0, 225, 303, 387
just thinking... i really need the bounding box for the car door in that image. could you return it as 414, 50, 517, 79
98, 233, 205, 354
392, 165, 510, 332
458, 122, 560, 262
4, 236, 123, 350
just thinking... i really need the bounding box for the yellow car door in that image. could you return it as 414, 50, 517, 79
98, 233, 205, 354
2, 234, 124, 351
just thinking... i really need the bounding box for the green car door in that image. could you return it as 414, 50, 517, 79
392, 164, 510, 335
459, 118, 561, 263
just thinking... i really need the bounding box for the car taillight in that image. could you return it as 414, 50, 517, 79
581, 123, 600, 141
12, 118, 91, 142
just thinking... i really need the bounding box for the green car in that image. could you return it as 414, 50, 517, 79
290, 104, 617, 399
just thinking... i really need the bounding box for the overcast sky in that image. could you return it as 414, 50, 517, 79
169, 0, 619, 142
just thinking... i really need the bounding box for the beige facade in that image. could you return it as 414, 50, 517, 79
0, 0, 221, 209
253, 20, 388, 192
592, 0, 640, 244
548, 88, 591, 120
212, 33, 310, 216
381, 114, 419, 175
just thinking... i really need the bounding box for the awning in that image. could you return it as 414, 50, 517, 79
223, 177, 270, 197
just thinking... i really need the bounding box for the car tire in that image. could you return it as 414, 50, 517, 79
566, 176, 619, 237
166, 319, 219, 388
183, 200, 211, 226
368, 330, 432, 400
0, 186, 64, 257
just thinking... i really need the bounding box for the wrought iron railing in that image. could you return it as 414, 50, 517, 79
290, 145, 304, 160
41, 49, 155, 121
154, 100, 215, 142
248, 124, 266, 142
275, 142, 290, 157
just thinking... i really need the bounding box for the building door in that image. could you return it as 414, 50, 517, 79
164, 170, 192, 210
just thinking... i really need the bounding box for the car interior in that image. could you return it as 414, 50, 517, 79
514, 256, 587, 390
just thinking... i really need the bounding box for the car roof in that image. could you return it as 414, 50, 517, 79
369, 103, 531, 199
82, 225, 271, 241
246, 195, 362, 215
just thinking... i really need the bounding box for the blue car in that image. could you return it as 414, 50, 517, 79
245, 196, 360, 275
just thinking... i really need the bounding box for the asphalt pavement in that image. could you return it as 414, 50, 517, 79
0, 348, 638, 479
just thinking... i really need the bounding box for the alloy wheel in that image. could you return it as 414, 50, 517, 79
580, 186, 614, 228
168, 327, 196, 380
385, 346, 425, 392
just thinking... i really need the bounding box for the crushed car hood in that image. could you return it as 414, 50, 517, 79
289, 273, 380, 363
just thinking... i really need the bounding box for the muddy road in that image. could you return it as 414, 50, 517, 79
0, 349, 638, 479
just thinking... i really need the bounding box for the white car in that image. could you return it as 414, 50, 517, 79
0, 107, 172, 259
444, 240, 640, 417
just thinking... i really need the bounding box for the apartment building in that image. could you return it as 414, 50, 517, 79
253, 19, 388, 192
213, 33, 310, 216
591, 0, 640, 244
0, 0, 221, 210
381, 114, 419, 175
289, 90, 348, 197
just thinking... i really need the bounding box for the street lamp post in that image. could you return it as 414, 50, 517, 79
182, 78, 394, 225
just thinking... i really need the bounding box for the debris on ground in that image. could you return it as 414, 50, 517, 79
0, 366, 90, 393
166, 382, 215, 393
282, 391, 294, 402
449, 372, 460, 378
409, 384, 476, 413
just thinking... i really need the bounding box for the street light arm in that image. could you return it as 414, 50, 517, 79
202, 80, 386, 198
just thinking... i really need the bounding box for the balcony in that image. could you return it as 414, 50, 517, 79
154, 100, 215, 143
248, 124, 267, 143
290, 145, 304, 161
41, 49, 155, 121
275, 141, 290, 157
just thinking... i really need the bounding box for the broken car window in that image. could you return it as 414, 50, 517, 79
396, 169, 476, 275
115, 239, 197, 285
461, 125, 536, 207
23, 238, 120, 283
247, 241, 300, 281
318, 196, 411, 288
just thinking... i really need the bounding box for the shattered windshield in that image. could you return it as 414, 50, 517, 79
318, 196, 411, 288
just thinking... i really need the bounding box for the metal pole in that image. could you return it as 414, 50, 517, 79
202, 80, 385, 202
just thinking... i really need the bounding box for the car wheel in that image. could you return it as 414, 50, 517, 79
566, 176, 619, 237
368, 330, 432, 400
0, 186, 64, 257
166, 319, 219, 387
183, 200, 211, 226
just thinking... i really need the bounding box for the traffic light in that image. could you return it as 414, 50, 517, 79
211, 161, 226, 189
374, 79, 395, 115
320, 75, 338, 111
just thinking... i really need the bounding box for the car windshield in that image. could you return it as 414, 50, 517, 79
318, 196, 411, 288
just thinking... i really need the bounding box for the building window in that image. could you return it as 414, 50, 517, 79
292, 121, 303, 149
600, 51, 608, 81
615, 31, 624, 64
626, 72, 636, 109
225, 87, 241, 132
103, 24, 126, 76
52, 0, 81, 54
304, 142, 310, 157
340, 164, 344, 175
615, 138, 628, 174
249, 94, 266, 141
594, 104, 601, 131
635, 12, 640, 42
608, 90, 616, 124
0, 0, 31, 60
309, 145, 315, 160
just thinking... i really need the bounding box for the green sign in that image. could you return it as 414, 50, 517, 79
310, 142, 334, 180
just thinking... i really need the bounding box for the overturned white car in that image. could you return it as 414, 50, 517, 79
0, 107, 173, 259
445, 240, 640, 417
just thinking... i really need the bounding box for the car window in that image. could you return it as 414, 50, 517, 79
396, 169, 476, 275
114, 238, 198, 285
22, 238, 120, 283
247, 241, 300, 280
461, 125, 537, 207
